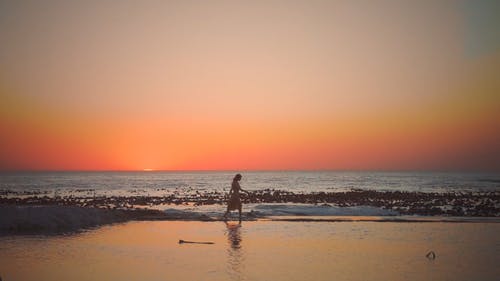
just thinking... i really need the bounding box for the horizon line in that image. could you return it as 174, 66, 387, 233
0, 169, 498, 173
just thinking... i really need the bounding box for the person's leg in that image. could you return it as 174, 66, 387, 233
223, 205, 231, 219
238, 206, 242, 222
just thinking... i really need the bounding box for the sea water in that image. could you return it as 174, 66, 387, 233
1, 171, 499, 218
1, 171, 499, 197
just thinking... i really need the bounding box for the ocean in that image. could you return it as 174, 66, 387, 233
1, 171, 499, 218
1, 171, 499, 197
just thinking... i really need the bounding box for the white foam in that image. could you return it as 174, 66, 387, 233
251, 204, 398, 216
161, 203, 399, 217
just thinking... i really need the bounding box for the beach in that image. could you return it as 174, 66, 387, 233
0, 220, 498, 281
1, 171, 499, 280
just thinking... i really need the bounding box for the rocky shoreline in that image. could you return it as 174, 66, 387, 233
2, 189, 499, 217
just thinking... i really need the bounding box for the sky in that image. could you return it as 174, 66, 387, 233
0, 0, 499, 171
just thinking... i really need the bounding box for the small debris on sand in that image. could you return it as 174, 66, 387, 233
426, 251, 436, 260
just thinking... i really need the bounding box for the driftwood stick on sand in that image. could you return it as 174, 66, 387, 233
178, 239, 214, 244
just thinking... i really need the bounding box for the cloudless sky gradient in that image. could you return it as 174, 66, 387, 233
0, 0, 499, 171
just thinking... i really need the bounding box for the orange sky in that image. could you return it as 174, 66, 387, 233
0, 0, 499, 171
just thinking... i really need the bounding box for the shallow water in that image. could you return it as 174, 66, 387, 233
0, 221, 498, 281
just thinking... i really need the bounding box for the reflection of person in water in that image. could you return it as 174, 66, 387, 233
223, 174, 249, 222
225, 221, 244, 279
225, 221, 242, 249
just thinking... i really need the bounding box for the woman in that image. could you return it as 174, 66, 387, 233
223, 174, 249, 221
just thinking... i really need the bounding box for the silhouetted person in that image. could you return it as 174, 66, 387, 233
223, 174, 249, 222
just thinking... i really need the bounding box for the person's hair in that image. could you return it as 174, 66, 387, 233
233, 174, 242, 181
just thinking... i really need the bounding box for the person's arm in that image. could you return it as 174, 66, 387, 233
240, 187, 250, 195
235, 181, 247, 194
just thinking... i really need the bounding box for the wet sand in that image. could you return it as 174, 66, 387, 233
0, 220, 498, 281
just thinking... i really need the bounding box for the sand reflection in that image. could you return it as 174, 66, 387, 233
225, 222, 245, 280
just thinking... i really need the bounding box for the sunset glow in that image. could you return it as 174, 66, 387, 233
0, 0, 499, 171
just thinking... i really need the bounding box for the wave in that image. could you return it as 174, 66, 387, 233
0, 205, 163, 235
251, 204, 398, 216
